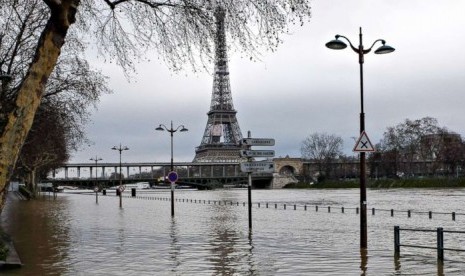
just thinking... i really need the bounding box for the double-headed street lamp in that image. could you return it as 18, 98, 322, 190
111, 144, 129, 208
90, 156, 102, 203
90, 156, 103, 184
156, 121, 188, 217
326, 27, 395, 249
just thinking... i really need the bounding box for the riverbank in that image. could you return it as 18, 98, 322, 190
0, 228, 22, 270
284, 178, 465, 189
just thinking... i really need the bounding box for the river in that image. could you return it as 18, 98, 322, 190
1, 188, 465, 275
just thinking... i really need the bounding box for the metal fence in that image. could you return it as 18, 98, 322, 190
394, 226, 465, 261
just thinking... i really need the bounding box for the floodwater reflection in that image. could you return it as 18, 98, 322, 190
2, 188, 465, 275
360, 248, 368, 276
207, 201, 257, 275
169, 217, 181, 273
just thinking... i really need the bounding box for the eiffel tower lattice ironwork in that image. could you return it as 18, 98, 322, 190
193, 7, 245, 162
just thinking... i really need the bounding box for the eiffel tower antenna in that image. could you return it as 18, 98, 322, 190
194, 6, 245, 162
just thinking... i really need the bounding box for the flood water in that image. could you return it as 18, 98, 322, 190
2, 188, 465, 275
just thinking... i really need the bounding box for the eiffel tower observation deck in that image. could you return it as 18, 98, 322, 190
193, 7, 246, 163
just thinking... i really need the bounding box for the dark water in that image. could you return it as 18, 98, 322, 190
2, 188, 465, 275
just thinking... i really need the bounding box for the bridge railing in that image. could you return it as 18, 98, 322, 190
52, 162, 257, 180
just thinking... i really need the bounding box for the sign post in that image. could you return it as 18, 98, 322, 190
240, 133, 275, 230
353, 131, 375, 152
94, 186, 99, 204
353, 130, 375, 250
167, 171, 178, 216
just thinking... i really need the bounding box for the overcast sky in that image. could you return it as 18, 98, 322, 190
70, 0, 465, 165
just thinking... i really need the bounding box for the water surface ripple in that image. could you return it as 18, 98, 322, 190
2, 188, 465, 275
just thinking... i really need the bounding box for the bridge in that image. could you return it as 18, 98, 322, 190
50, 161, 276, 189
49, 158, 313, 189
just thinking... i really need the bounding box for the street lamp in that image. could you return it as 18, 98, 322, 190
326, 27, 394, 249
90, 156, 102, 203
90, 156, 103, 183
111, 144, 129, 208
156, 121, 188, 217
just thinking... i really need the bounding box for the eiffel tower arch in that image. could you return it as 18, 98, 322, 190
193, 7, 246, 163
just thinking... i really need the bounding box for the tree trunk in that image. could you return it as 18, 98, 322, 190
0, 0, 79, 213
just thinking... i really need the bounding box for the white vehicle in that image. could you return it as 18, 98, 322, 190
123, 182, 151, 189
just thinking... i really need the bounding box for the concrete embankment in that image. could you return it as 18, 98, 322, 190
0, 194, 23, 271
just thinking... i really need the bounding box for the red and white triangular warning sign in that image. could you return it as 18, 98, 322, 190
353, 131, 375, 152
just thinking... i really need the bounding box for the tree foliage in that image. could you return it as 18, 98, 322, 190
78, 0, 312, 73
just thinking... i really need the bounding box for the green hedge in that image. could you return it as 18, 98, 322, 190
284, 178, 465, 189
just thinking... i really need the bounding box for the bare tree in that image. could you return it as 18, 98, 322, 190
301, 132, 343, 180
375, 117, 465, 177
379, 117, 443, 176
0, 0, 312, 210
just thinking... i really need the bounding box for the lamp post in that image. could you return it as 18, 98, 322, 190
156, 121, 188, 217
326, 27, 394, 249
111, 144, 129, 208
90, 156, 102, 203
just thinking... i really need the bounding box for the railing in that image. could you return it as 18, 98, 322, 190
69, 189, 465, 222
394, 226, 465, 261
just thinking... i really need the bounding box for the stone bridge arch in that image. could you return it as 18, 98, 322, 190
274, 157, 303, 176
272, 157, 304, 189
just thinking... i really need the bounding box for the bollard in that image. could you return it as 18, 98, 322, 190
131, 188, 136, 197
394, 226, 400, 255
437, 227, 444, 261
391, 209, 394, 217
452, 212, 456, 221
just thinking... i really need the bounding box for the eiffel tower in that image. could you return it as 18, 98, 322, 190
193, 7, 245, 162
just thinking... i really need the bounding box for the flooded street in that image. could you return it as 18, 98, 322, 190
2, 188, 465, 275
